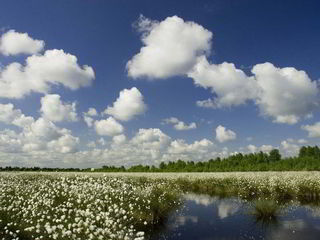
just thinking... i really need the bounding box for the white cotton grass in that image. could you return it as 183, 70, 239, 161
0, 173, 181, 240
1, 171, 319, 239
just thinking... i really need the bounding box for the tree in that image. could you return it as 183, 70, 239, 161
269, 149, 281, 162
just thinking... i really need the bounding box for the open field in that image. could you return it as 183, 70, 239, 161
1, 172, 320, 240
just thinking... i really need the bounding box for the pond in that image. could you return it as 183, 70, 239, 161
149, 193, 320, 240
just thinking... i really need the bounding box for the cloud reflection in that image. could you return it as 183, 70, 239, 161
218, 201, 240, 219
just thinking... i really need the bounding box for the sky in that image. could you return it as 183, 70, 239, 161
0, 0, 319, 168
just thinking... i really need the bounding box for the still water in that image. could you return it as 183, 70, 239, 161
150, 194, 320, 240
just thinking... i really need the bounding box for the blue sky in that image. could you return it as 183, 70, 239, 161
0, 0, 319, 167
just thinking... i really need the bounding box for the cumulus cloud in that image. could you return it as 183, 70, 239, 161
83, 116, 94, 127
0, 30, 44, 56
162, 117, 197, 130
247, 144, 274, 153
168, 138, 213, 154
40, 94, 78, 122
252, 63, 319, 124
94, 117, 124, 136
0, 49, 95, 98
0, 129, 22, 153
192, 61, 319, 123
215, 125, 236, 143
0, 103, 34, 128
189, 56, 258, 108
127, 16, 319, 124
260, 144, 274, 153
0, 118, 226, 167
127, 15, 212, 79
112, 134, 127, 145
194, 62, 319, 123
98, 128, 216, 166
0, 103, 79, 155
100, 128, 172, 164
86, 108, 98, 117
131, 128, 171, 150
83, 108, 98, 127
103, 87, 147, 121
23, 118, 79, 154
281, 140, 300, 156
301, 122, 320, 138
47, 134, 79, 154
247, 144, 257, 153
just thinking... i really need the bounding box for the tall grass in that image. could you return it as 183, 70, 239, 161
250, 200, 280, 223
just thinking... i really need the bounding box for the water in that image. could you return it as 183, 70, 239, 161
149, 194, 320, 240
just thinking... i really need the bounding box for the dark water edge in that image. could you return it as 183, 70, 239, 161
148, 194, 320, 240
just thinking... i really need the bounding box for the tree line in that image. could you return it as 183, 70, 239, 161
1, 146, 320, 172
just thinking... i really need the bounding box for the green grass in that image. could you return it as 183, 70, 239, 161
250, 199, 280, 224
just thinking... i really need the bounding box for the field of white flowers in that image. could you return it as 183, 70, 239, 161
0, 173, 181, 240
1, 171, 320, 240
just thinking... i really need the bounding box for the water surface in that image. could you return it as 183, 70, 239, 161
150, 194, 320, 240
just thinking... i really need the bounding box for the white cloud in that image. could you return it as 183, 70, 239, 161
0, 103, 34, 128
0, 129, 22, 153
260, 145, 274, 153
189, 56, 258, 108
104, 87, 147, 121
196, 98, 216, 108
0, 103, 80, 155
112, 134, 127, 145
47, 134, 79, 153
281, 140, 300, 156
252, 62, 319, 124
97, 138, 106, 146
0, 49, 95, 98
301, 122, 320, 138
174, 122, 197, 131
86, 108, 98, 116
127, 16, 319, 125
127, 15, 212, 79
94, 117, 124, 136
100, 128, 216, 165
40, 94, 78, 122
247, 144, 274, 153
0, 116, 227, 167
83, 108, 98, 127
162, 117, 179, 124
83, 116, 94, 127
22, 117, 79, 154
162, 117, 197, 130
247, 144, 258, 153
215, 125, 236, 143
0, 30, 44, 56
131, 128, 171, 150
28, 118, 66, 141
195, 62, 319, 123
298, 139, 308, 144
168, 138, 213, 154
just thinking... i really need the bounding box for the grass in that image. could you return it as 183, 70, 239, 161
247, 199, 282, 228
1, 172, 320, 239
0, 174, 182, 240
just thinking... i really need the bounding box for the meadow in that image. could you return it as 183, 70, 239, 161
1, 172, 320, 239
